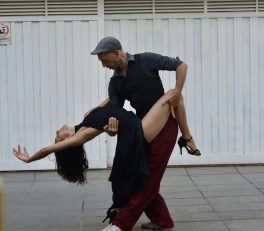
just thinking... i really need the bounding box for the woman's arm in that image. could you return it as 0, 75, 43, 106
13, 127, 102, 163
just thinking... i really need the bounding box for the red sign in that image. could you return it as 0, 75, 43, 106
0, 22, 11, 45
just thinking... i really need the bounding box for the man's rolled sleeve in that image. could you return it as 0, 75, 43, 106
144, 52, 183, 71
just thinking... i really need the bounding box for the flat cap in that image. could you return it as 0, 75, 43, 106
91, 36, 122, 55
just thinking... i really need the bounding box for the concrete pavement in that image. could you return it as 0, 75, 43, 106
1, 166, 264, 231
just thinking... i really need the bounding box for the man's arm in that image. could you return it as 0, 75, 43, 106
99, 98, 110, 107
84, 98, 110, 117
164, 62, 188, 118
147, 52, 187, 91
145, 52, 188, 117
175, 62, 188, 94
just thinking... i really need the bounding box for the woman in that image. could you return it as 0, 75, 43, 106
13, 89, 200, 217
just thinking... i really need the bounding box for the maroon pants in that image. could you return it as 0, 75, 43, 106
112, 116, 178, 231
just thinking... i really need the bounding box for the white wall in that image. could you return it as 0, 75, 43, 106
0, 20, 108, 170
105, 16, 264, 166
0, 15, 264, 170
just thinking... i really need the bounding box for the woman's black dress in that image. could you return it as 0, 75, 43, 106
75, 106, 149, 208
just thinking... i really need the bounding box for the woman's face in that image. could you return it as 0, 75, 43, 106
56, 125, 71, 142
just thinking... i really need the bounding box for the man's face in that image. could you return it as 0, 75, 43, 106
98, 51, 120, 70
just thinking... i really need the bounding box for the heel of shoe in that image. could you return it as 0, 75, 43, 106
103, 205, 118, 224
102, 210, 117, 224
177, 136, 201, 156
178, 136, 185, 155
179, 146, 183, 155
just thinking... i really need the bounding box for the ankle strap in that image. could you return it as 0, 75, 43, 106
185, 136, 193, 142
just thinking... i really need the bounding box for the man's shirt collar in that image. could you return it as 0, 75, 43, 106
127, 53, 134, 62
113, 53, 134, 77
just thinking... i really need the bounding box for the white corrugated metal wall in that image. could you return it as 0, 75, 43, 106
0, 1, 264, 170
0, 19, 108, 170
105, 16, 264, 166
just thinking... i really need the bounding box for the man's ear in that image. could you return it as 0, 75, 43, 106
113, 50, 120, 57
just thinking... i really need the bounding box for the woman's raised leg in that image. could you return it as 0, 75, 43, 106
142, 90, 173, 142
142, 90, 200, 155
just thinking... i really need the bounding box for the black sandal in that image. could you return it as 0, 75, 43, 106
102, 205, 119, 223
178, 136, 201, 156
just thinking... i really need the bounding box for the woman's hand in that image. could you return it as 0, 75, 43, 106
12, 145, 30, 163
161, 89, 181, 119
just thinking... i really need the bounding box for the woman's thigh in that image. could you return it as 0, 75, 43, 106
142, 90, 174, 142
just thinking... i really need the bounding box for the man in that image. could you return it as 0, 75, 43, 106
90, 37, 189, 231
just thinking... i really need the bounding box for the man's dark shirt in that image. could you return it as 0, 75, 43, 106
108, 52, 183, 119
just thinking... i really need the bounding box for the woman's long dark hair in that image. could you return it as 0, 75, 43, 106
54, 145, 88, 185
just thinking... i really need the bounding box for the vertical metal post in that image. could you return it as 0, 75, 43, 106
0, 179, 4, 231
45, 0, 48, 16
97, 0, 105, 39
204, 0, 208, 13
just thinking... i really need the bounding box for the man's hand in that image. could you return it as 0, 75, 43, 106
162, 89, 181, 119
12, 145, 30, 163
103, 117, 119, 136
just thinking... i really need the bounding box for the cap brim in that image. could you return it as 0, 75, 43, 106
91, 49, 111, 55
90, 50, 100, 55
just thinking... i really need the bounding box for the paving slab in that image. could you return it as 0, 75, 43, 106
207, 195, 264, 212
225, 219, 264, 231
190, 173, 249, 186
186, 166, 237, 175
1, 166, 264, 231
236, 166, 264, 173
239, 172, 264, 184
219, 210, 264, 220
198, 184, 262, 197
172, 221, 228, 231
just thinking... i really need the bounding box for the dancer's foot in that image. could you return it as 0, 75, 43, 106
103, 206, 122, 223
141, 221, 173, 230
101, 224, 122, 231
178, 136, 201, 156
184, 135, 197, 150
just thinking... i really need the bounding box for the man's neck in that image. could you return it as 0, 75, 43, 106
118, 52, 128, 76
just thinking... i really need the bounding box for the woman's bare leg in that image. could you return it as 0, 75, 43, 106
174, 95, 197, 151
142, 90, 198, 152
142, 90, 172, 143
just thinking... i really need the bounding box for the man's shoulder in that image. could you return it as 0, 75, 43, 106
135, 52, 159, 57
109, 75, 117, 82
134, 52, 161, 63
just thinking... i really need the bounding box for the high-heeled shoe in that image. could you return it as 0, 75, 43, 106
102, 209, 117, 224
178, 136, 201, 156
102, 205, 119, 223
